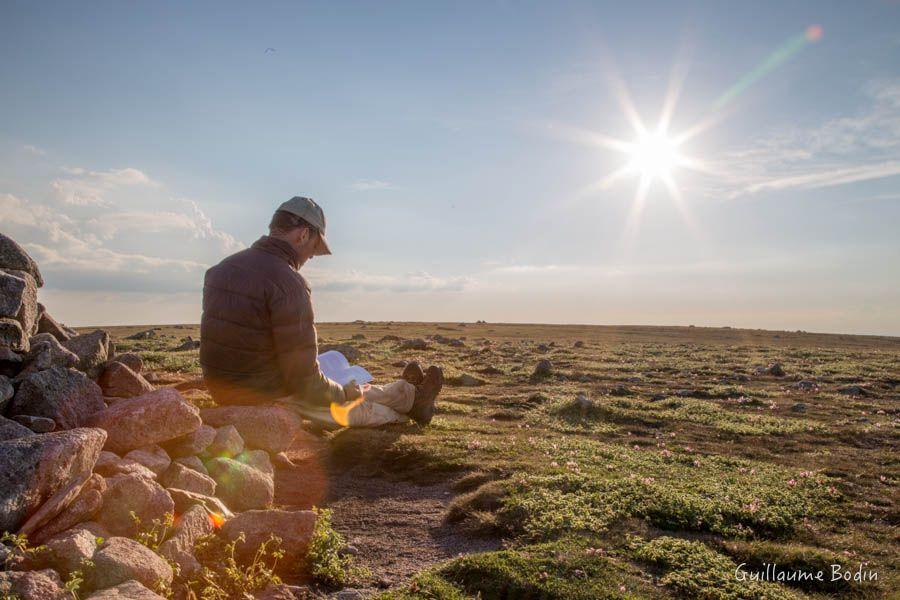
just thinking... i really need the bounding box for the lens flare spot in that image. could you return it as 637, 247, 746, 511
806, 24, 823, 42
208, 512, 225, 529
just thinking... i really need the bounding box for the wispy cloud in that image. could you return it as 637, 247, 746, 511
22, 144, 45, 156
305, 267, 471, 293
51, 166, 159, 206
348, 179, 394, 191
715, 79, 900, 198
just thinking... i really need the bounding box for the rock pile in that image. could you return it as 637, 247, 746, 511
0, 234, 317, 599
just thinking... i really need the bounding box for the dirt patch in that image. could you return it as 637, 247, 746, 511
276, 440, 501, 596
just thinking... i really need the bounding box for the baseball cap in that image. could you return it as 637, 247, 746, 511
276, 196, 332, 256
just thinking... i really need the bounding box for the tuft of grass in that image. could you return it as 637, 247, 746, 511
380, 538, 659, 600
545, 395, 825, 435
496, 437, 837, 540
632, 536, 807, 599
301, 507, 366, 588
190, 532, 284, 599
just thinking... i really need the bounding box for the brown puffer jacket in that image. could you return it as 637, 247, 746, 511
200, 235, 345, 407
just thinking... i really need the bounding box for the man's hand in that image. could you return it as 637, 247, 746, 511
342, 381, 370, 402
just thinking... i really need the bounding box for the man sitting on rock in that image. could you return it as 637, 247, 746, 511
200, 196, 443, 428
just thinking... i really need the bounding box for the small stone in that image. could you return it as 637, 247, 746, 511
110, 353, 143, 374
837, 385, 870, 396
174, 455, 209, 476
235, 449, 274, 476
199, 406, 302, 454
91, 536, 174, 591
159, 462, 216, 496
0, 414, 35, 441
206, 457, 274, 511
99, 362, 153, 398
38, 526, 100, 577
98, 474, 174, 537
36, 306, 71, 342
449, 374, 485, 387
12, 414, 56, 432
220, 509, 316, 564
205, 424, 244, 458
157, 504, 214, 576
791, 402, 807, 413
94, 454, 158, 480
532, 359, 553, 378
574, 393, 593, 410
398, 338, 428, 351
85, 580, 166, 599
163, 424, 215, 457
0, 374, 14, 410
166, 488, 233, 519
62, 330, 111, 379
793, 380, 818, 391
318, 343, 361, 361
0, 317, 28, 352
124, 446, 171, 476
126, 329, 157, 341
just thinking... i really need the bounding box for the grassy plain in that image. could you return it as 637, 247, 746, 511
94, 322, 899, 599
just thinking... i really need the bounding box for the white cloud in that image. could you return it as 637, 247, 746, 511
348, 179, 394, 191
305, 267, 472, 293
51, 166, 158, 206
715, 79, 900, 198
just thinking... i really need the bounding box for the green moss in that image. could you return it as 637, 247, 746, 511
381, 539, 660, 600
633, 536, 808, 599
497, 437, 835, 540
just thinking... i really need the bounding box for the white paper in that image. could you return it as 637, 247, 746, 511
318, 350, 373, 386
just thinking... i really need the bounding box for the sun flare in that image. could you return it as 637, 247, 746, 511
627, 131, 683, 180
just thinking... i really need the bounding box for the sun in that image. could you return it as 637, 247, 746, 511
627, 130, 683, 180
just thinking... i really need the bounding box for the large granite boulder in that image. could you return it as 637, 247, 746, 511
62, 329, 111, 378
200, 405, 303, 453
99, 361, 152, 398
31, 474, 106, 544
13, 334, 79, 380
205, 457, 274, 511
0, 569, 67, 599
0, 233, 43, 287
91, 536, 174, 591
87, 388, 201, 454
0, 427, 106, 533
123, 446, 170, 476
157, 504, 214, 576
220, 509, 317, 564
36, 304, 71, 342
0, 316, 28, 352
1, 269, 38, 341
8, 366, 105, 429
0, 269, 26, 318
98, 474, 174, 537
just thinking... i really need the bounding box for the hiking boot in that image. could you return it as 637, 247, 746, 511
408, 366, 443, 426
401, 361, 425, 386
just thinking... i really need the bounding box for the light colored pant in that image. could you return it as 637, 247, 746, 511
280, 380, 416, 427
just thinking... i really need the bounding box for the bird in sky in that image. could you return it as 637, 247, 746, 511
264, 47, 276, 54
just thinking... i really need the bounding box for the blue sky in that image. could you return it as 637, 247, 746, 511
1, 1, 899, 334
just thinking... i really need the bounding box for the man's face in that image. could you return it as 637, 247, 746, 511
288, 226, 321, 267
